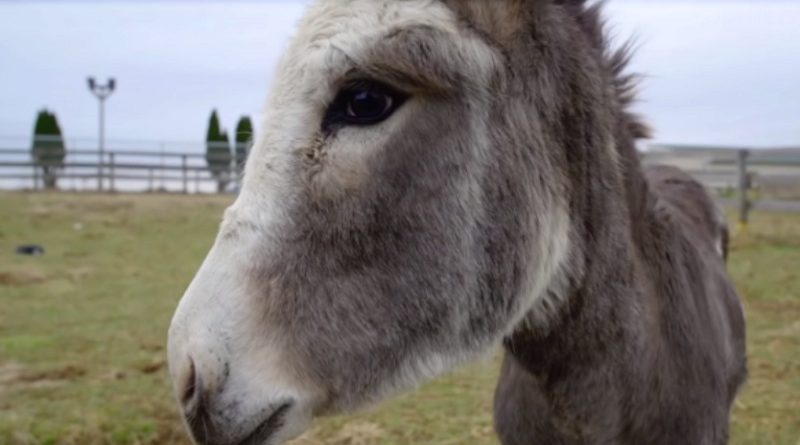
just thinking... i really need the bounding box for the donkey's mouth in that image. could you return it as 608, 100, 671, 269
235, 402, 293, 445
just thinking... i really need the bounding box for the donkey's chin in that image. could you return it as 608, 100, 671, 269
224, 402, 311, 445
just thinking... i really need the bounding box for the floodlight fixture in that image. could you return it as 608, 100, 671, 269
87, 76, 117, 191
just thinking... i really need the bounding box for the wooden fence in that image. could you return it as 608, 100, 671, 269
0, 146, 247, 194
642, 145, 800, 223
2, 144, 800, 222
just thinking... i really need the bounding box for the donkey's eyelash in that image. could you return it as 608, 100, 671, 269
342, 79, 380, 91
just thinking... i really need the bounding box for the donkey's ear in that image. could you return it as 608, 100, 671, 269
444, 0, 527, 43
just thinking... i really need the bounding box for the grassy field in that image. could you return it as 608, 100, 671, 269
0, 192, 798, 445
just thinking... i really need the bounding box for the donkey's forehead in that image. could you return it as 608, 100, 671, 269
299, 0, 462, 47
299, 0, 527, 42
283, 0, 502, 88
253, 0, 502, 154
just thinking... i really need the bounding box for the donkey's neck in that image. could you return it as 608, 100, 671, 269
508, 112, 652, 369
493, 5, 710, 443
495, 4, 661, 429
495, 111, 658, 443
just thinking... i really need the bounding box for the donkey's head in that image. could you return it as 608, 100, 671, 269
168, 1, 635, 444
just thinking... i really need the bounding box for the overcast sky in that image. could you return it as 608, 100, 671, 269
0, 0, 798, 150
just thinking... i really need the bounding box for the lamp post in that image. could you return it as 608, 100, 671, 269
87, 77, 116, 191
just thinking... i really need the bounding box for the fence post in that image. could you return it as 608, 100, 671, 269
148, 168, 154, 192
33, 164, 40, 191
182, 155, 188, 194
109, 153, 116, 192
98, 149, 104, 192
737, 149, 750, 230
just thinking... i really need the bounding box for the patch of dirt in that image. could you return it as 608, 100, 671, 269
762, 320, 800, 338
0, 363, 26, 385
289, 422, 387, 445
0, 268, 48, 286
330, 422, 386, 445
0, 363, 86, 384
141, 343, 165, 353
746, 298, 800, 315
0, 363, 86, 397
17, 364, 87, 383
99, 369, 128, 381
66, 266, 95, 283
27, 205, 54, 218
139, 359, 166, 375
470, 424, 495, 438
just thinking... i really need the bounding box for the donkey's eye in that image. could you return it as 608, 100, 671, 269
347, 90, 393, 121
324, 81, 408, 129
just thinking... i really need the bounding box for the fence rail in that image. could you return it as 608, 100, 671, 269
2, 143, 800, 219
642, 145, 800, 223
0, 145, 248, 194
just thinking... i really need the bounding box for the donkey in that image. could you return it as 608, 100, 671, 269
167, 1, 747, 444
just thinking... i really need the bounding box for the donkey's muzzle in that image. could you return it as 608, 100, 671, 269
174, 354, 296, 445
167, 232, 320, 445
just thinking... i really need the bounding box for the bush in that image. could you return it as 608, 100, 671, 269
31, 110, 66, 189
234, 116, 254, 172
205, 110, 232, 193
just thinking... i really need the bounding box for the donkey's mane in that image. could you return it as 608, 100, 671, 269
551, 0, 655, 224
564, 0, 650, 139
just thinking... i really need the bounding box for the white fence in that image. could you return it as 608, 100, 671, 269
2, 138, 800, 218
0, 136, 248, 194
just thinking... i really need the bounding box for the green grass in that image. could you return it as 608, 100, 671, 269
0, 192, 798, 445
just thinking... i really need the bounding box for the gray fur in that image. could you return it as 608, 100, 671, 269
171, 1, 747, 444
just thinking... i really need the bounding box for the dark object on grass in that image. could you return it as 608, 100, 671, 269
16, 245, 45, 256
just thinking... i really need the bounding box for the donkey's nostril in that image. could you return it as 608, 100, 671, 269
181, 357, 198, 408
